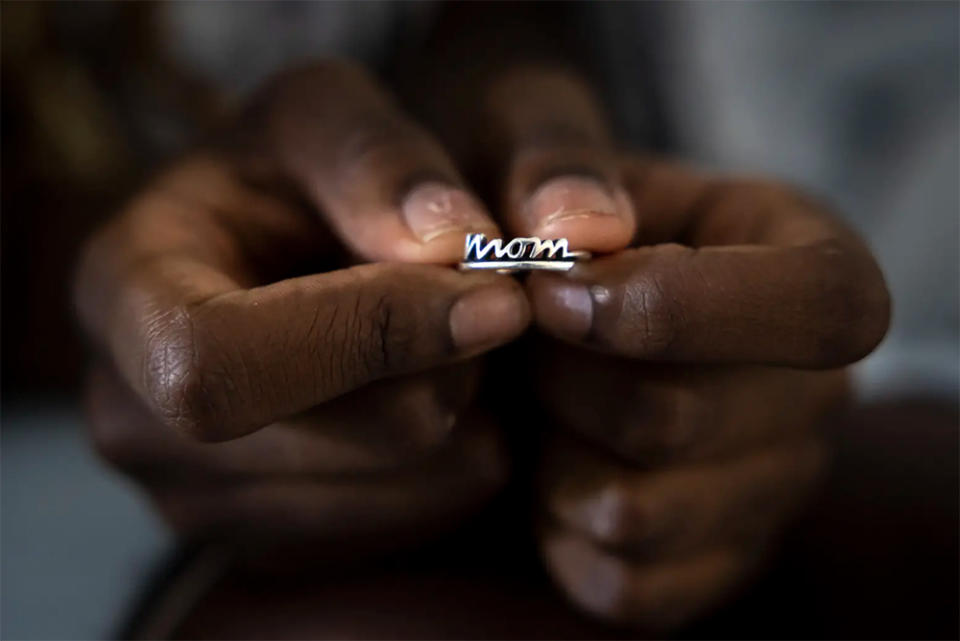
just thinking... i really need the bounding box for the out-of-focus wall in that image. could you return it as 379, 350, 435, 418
657, 1, 959, 399
3, 2, 957, 402
1, 2, 221, 396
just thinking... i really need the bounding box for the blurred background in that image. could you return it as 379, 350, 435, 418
2, 2, 957, 639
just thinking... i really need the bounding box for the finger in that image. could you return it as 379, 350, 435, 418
528, 176, 890, 366
150, 413, 508, 552
536, 339, 848, 464
75, 162, 529, 442
481, 67, 635, 252
541, 526, 752, 631
542, 434, 826, 557
257, 61, 498, 263
86, 359, 481, 479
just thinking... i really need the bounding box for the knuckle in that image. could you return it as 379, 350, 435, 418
347, 293, 392, 380
364, 290, 419, 377
607, 257, 685, 358
141, 305, 232, 441
591, 480, 652, 546
410, 413, 508, 494
321, 286, 420, 392
621, 384, 707, 462
386, 380, 458, 456
656, 386, 710, 455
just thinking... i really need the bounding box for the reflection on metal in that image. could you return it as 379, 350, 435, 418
458, 233, 589, 273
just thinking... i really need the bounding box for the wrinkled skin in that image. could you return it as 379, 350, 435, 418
75, 62, 889, 630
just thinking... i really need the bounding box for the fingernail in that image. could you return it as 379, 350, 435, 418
542, 530, 628, 618
402, 182, 493, 243
450, 285, 529, 352
526, 175, 619, 233
530, 276, 593, 340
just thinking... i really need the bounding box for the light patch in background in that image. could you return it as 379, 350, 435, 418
160, 1, 406, 98
2, 404, 171, 640
659, 1, 959, 399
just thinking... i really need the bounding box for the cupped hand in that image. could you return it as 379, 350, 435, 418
461, 67, 890, 630
75, 62, 530, 561
530, 162, 890, 630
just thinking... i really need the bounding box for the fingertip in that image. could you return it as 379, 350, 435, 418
527, 272, 594, 342
526, 176, 636, 253
401, 226, 500, 264
398, 183, 500, 263
347, 217, 499, 264
541, 526, 632, 623
449, 279, 531, 354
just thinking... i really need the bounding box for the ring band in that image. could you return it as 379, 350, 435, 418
458, 233, 590, 273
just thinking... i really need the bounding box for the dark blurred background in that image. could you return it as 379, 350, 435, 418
2, 2, 957, 639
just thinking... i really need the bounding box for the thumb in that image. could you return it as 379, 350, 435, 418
121, 263, 529, 442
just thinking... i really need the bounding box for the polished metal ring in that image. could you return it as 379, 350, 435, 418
458, 233, 590, 273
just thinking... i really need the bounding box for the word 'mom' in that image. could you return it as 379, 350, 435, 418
461, 233, 577, 272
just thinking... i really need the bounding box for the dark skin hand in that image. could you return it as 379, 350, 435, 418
77, 62, 527, 563
473, 68, 888, 630
76, 62, 890, 629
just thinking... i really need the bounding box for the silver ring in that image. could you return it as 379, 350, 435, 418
458, 233, 591, 273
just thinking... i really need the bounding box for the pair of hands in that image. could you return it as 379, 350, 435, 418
76, 63, 889, 630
